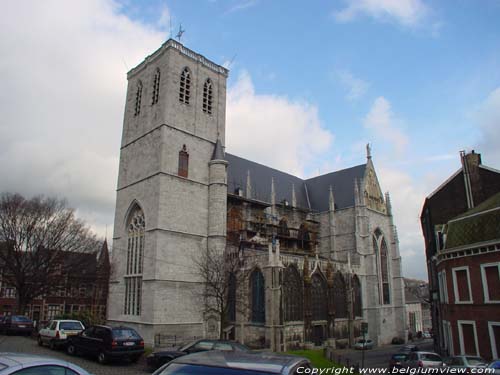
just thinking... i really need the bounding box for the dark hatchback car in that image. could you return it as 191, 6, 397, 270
1, 316, 34, 335
152, 350, 313, 375
66, 325, 144, 364
389, 353, 408, 370
147, 339, 250, 370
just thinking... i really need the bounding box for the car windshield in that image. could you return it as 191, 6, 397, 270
421, 354, 441, 362
157, 363, 275, 375
466, 357, 486, 365
112, 328, 141, 339
180, 340, 199, 352
12, 316, 31, 322
232, 343, 250, 351
60, 322, 83, 330
393, 354, 407, 360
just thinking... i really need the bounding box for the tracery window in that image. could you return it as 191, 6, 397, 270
152, 68, 161, 105
134, 81, 143, 116
311, 274, 327, 321
202, 79, 213, 114
179, 67, 191, 104
250, 269, 265, 323
278, 218, 290, 237
227, 273, 236, 322
124, 205, 145, 315
178, 145, 189, 178
333, 272, 348, 319
283, 266, 303, 321
373, 229, 391, 305
352, 275, 362, 318
298, 223, 311, 251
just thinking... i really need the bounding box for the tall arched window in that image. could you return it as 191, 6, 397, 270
298, 223, 311, 251
333, 272, 348, 319
311, 273, 327, 321
203, 79, 213, 114
352, 275, 362, 318
373, 229, 391, 305
278, 218, 290, 237
152, 68, 161, 105
227, 273, 236, 322
178, 145, 189, 178
134, 81, 143, 116
250, 269, 265, 323
179, 67, 191, 104
124, 205, 145, 315
283, 266, 303, 321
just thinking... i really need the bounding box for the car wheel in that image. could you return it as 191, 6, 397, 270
49, 340, 56, 350
67, 343, 77, 356
37, 336, 43, 346
97, 351, 107, 365
130, 355, 141, 363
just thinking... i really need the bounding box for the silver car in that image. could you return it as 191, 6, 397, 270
0, 353, 92, 375
153, 350, 313, 375
445, 355, 487, 369
406, 351, 444, 368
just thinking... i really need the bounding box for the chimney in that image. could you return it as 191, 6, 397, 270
460, 150, 482, 209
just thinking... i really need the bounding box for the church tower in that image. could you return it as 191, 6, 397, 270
108, 40, 229, 344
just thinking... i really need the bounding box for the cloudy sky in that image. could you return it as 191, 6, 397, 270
1, 0, 500, 280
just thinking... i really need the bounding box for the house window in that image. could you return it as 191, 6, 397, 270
481, 263, 500, 303
283, 266, 303, 322
458, 320, 479, 356
47, 305, 61, 320
452, 267, 472, 303
311, 274, 327, 321
443, 320, 454, 356
438, 270, 449, 303
488, 322, 500, 359
203, 79, 213, 114
333, 272, 348, 319
352, 275, 362, 318
250, 269, 265, 323
134, 81, 143, 116
179, 67, 191, 104
178, 145, 189, 178
373, 229, 391, 305
152, 68, 161, 105
124, 205, 145, 316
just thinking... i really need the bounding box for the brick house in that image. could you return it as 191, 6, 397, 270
0, 240, 110, 324
420, 150, 500, 358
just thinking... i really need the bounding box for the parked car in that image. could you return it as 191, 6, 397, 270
38, 319, 85, 349
399, 344, 420, 354
389, 353, 408, 370
422, 331, 432, 339
1, 315, 34, 336
406, 352, 444, 368
147, 339, 250, 369
0, 353, 91, 375
152, 350, 313, 375
354, 339, 374, 350
66, 325, 144, 364
488, 360, 500, 374
445, 355, 488, 369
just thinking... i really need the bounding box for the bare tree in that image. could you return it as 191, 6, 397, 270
193, 245, 247, 340
0, 193, 99, 314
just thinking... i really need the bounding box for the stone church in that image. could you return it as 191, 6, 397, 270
107, 39, 406, 349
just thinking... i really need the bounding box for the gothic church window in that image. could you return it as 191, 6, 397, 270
333, 272, 348, 319
250, 268, 265, 323
178, 145, 189, 178
134, 81, 143, 116
311, 274, 327, 321
151, 68, 161, 105
124, 205, 145, 316
179, 67, 191, 104
373, 229, 391, 305
203, 79, 213, 114
353, 275, 362, 318
283, 266, 303, 321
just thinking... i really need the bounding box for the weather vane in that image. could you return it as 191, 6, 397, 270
176, 24, 185, 42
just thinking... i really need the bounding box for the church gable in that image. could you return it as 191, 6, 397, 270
362, 161, 387, 214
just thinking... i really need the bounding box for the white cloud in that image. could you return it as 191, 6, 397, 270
0, 0, 167, 238
364, 97, 409, 154
337, 70, 369, 101
224, 0, 259, 15
226, 71, 334, 177
334, 0, 429, 27
474, 87, 500, 167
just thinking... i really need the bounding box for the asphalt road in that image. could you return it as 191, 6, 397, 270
332, 339, 435, 369
0, 334, 150, 375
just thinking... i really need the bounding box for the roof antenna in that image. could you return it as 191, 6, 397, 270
176, 24, 185, 42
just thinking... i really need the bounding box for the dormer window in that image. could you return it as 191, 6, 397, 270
179, 68, 191, 104
203, 79, 213, 114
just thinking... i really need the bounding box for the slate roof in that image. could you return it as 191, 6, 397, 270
226, 153, 366, 212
